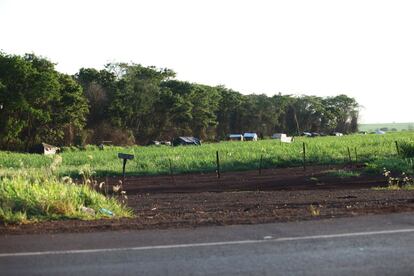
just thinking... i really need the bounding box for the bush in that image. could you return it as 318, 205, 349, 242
399, 141, 414, 158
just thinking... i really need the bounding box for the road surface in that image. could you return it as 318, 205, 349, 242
1, 212, 414, 275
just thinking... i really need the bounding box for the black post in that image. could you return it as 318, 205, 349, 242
169, 158, 175, 185
395, 141, 400, 156
122, 159, 127, 185
354, 147, 358, 164
216, 151, 221, 179
303, 142, 306, 171
259, 154, 263, 175
118, 153, 134, 188
347, 147, 352, 164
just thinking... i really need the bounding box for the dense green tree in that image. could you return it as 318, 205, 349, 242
0, 51, 361, 150
108, 63, 175, 143
0, 52, 88, 150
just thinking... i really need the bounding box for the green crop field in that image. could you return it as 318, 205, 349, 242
359, 122, 414, 132
1, 132, 413, 178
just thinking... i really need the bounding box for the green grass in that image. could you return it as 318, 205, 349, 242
1, 132, 414, 224
0, 132, 413, 178
359, 122, 414, 132
365, 157, 414, 175
0, 171, 133, 224
399, 141, 414, 158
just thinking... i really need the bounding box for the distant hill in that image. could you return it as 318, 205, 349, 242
359, 122, 414, 132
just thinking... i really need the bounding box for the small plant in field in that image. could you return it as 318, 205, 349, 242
381, 168, 413, 189
48, 155, 62, 175
326, 169, 361, 178
308, 204, 320, 216
79, 164, 96, 186
78, 163, 128, 205
110, 180, 128, 205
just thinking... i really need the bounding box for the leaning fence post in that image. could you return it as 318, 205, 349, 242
303, 142, 306, 171
395, 141, 400, 156
216, 150, 221, 179
347, 147, 352, 164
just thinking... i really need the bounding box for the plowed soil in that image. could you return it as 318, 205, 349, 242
2, 165, 414, 235
105, 164, 384, 193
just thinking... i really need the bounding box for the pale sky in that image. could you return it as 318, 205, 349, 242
1, 0, 413, 123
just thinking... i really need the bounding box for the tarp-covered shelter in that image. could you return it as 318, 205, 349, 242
30, 143, 60, 155
172, 136, 201, 146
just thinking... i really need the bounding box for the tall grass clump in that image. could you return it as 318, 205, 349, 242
399, 141, 414, 158
0, 155, 133, 225
0, 173, 133, 224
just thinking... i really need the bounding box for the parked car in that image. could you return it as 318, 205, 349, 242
272, 133, 293, 143
243, 133, 258, 141
228, 134, 244, 141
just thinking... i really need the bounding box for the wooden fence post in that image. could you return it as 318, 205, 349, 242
303, 142, 306, 171
259, 154, 263, 175
169, 158, 175, 185
354, 147, 358, 164
216, 151, 220, 179
395, 141, 400, 156
347, 147, 352, 164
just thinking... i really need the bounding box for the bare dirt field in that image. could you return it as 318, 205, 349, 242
108, 164, 384, 193
2, 165, 414, 235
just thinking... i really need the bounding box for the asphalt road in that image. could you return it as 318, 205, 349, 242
1, 213, 414, 275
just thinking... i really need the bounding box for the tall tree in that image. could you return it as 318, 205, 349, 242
0, 52, 88, 150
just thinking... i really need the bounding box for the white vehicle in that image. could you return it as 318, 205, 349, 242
243, 133, 258, 141
272, 133, 293, 143
229, 134, 244, 141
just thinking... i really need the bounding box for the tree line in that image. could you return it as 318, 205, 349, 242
0, 52, 359, 151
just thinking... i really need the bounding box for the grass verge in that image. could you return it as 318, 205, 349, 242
0, 172, 133, 225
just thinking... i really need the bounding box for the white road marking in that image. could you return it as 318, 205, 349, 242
1, 228, 414, 258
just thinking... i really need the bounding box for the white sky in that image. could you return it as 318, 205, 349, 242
1, 0, 413, 123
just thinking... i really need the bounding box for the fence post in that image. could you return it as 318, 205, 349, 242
259, 154, 263, 175
169, 158, 175, 185
303, 142, 306, 171
216, 151, 221, 179
395, 141, 400, 156
354, 147, 358, 164
347, 147, 352, 165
